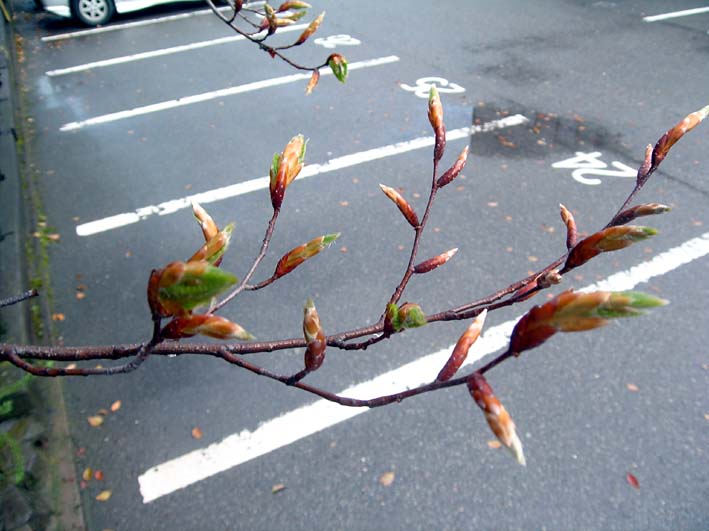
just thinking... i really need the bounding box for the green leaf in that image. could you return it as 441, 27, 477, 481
159, 264, 238, 311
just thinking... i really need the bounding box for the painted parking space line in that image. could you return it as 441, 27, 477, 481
137, 231, 709, 503
41, 4, 258, 42
75, 114, 528, 236
643, 6, 709, 22
59, 55, 399, 132
45, 24, 308, 77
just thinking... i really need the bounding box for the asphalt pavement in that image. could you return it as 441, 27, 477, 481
8, 0, 709, 529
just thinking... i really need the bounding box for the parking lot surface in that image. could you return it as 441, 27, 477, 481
10, 1, 709, 529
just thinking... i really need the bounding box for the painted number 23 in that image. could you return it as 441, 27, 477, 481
551, 151, 636, 186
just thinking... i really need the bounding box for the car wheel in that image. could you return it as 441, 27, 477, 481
71, 0, 115, 26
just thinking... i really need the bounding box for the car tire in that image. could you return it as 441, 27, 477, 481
71, 0, 115, 26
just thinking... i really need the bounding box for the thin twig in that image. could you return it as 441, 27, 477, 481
0, 290, 39, 309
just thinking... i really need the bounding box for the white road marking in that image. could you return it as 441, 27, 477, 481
75, 114, 528, 236
643, 6, 709, 22
45, 24, 308, 77
138, 231, 709, 503
60, 55, 400, 132
41, 4, 261, 42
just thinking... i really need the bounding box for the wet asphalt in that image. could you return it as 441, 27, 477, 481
9, 0, 709, 529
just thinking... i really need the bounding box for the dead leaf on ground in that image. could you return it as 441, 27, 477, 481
704, 413, 709, 421
626, 383, 639, 392
487, 440, 502, 449
191, 427, 203, 440
82, 467, 93, 481
95, 490, 112, 502
339, 200, 349, 207
626, 473, 640, 489
97, 408, 109, 416
527, 256, 539, 263
79, 480, 88, 490
87, 415, 104, 427
378, 471, 395, 487
94, 470, 105, 481
110, 400, 122, 412
52, 313, 65, 321
271, 483, 286, 494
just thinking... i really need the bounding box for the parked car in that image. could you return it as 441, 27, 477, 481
40, 0, 203, 26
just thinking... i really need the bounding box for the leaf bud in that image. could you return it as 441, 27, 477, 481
161, 314, 253, 341
468, 373, 525, 466
612, 203, 671, 226
559, 204, 577, 249
565, 225, 657, 270
413, 248, 458, 274
192, 202, 218, 241
436, 309, 487, 382
305, 69, 320, 95
294, 11, 324, 45
275, 233, 340, 278
379, 184, 419, 228
327, 53, 348, 83
303, 298, 326, 371
270, 134, 307, 209
428, 86, 446, 162
437, 146, 468, 188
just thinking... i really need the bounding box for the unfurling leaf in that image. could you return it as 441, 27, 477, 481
303, 299, 326, 371
305, 69, 320, 95
294, 11, 324, 45
437, 146, 468, 188
386, 302, 427, 332
428, 86, 446, 162
161, 314, 254, 341
436, 309, 487, 382
275, 233, 340, 278
651, 105, 709, 169
188, 223, 234, 265
414, 248, 458, 274
192, 202, 218, 241
509, 290, 667, 356
612, 203, 671, 226
270, 134, 307, 209
468, 373, 525, 466
559, 204, 577, 249
564, 225, 657, 270
379, 184, 419, 228
327, 53, 348, 83
156, 261, 238, 315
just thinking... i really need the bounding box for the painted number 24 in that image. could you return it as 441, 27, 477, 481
551, 151, 636, 186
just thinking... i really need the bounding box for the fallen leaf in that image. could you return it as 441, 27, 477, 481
379, 471, 395, 487
504, 216, 513, 222
75, 291, 86, 300
191, 427, 203, 440
487, 202, 499, 208
94, 470, 104, 481
627, 383, 639, 392
704, 413, 709, 421
95, 490, 112, 501
487, 440, 502, 449
271, 483, 286, 494
82, 467, 93, 481
527, 256, 539, 263
52, 313, 65, 321
626, 472, 640, 489
87, 415, 104, 427
47, 233, 61, 241
66, 363, 77, 370
97, 408, 109, 416
79, 480, 88, 490
339, 201, 349, 207
110, 400, 122, 412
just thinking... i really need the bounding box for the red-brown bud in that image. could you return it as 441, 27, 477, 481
565, 225, 657, 270
275, 233, 339, 279
303, 298, 326, 371
161, 314, 253, 341
294, 11, 324, 45
559, 204, 577, 250
305, 69, 320, 95
612, 203, 671, 226
436, 309, 486, 382
652, 105, 709, 169
379, 184, 419, 228
437, 146, 468, 188
427, 86, 446, 162
468, 373, 525, 466
413, 248, 458, 274
270, 135, 307, 209
192, 202, 218, 241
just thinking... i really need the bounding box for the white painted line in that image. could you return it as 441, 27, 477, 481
45, 24, 308, 77
75, 114, 528, 236
60, 55, 400, 132
643, 6, 709, 22
41, 4, 261, 42
138, 231, 709, 503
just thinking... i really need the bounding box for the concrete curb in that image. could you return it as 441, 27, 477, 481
0, 3, 29, 345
